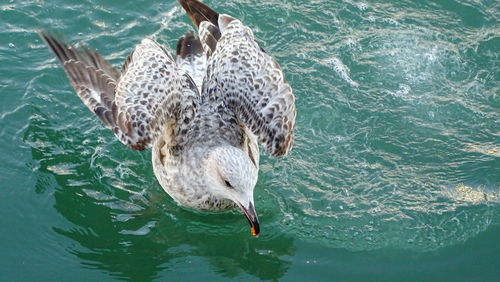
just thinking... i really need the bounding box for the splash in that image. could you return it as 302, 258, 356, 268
324, 57, 359, 87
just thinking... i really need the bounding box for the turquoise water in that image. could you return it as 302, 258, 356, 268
1, 0, 499, 280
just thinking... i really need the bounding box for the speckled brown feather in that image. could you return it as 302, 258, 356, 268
186, 18, 296, 156
41, 33, 200, 151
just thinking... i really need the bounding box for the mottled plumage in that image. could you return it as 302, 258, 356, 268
41, 0, 295, 236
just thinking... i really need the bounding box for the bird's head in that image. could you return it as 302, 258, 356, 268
206, 146, 260, 236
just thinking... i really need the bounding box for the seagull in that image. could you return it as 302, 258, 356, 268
41, 0, 296, 236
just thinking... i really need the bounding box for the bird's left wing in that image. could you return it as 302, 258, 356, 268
202, 17, 296, 157
179, 0, 296, 157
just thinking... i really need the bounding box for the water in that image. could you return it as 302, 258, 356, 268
1, 0, 499, 280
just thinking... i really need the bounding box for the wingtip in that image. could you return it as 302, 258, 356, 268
39, 30, 56, 48
39, 31, 72, 63
179, 0, 219, 28
39, 31, 65, 46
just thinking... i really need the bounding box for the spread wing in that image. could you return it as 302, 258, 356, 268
41, 33, 199, 150
211, 17, 295, 156
179, 0, 296, 156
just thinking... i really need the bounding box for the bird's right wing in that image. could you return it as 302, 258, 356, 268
115, 38, 200, 150
42, 33, 199, 151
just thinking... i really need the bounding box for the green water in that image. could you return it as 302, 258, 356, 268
1, 0, 499, 280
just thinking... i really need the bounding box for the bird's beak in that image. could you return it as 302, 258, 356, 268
237, 201, 260, 236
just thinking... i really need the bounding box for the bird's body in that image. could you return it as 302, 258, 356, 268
152, 94, 260, 211
41, 0, 295, 235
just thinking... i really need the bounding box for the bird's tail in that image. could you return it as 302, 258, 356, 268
176, 31, 203, 59
176, 31, 206, 91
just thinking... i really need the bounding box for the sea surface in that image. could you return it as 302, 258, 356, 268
1, 0, 499, 281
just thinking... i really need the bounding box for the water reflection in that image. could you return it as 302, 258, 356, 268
26, 113, 294, 281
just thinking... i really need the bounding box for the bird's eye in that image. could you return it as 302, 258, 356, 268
224, 180, 233, 188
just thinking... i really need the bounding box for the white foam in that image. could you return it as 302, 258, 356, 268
356, 2, 368, 11
325, 57, 359, 87
395, 84, 411, 96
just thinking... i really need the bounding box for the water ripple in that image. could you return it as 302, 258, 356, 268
2, 2, 499, 280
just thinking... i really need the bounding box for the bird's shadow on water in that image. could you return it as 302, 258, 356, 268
25, 110, 294, 281
51, 196, 294, 281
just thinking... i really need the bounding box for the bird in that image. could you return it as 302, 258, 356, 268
40, 0, 296, 236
